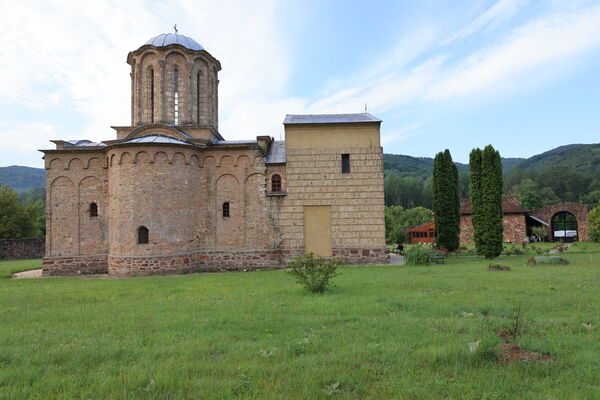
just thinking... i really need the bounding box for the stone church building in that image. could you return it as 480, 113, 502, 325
41, 33, 389, 276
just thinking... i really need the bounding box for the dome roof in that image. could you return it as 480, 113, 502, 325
144, 33, 204, 51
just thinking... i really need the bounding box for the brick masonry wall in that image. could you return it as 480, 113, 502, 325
0, 238, 45, 260
280, 146, 389, 264
42, 255, 108, 276
531, 202, 589, 241
460, 214, 527, 244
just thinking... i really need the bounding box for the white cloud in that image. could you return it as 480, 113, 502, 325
381, 123, 426, 146
429, 5, 600, 99
1, 122, 57, 166
444, 0, 530, 44
0, 0, 291, 149
1, 1, 600, 168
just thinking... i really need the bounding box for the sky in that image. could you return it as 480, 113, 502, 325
1, 0, 599, 168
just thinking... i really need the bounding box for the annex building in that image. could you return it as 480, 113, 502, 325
41, 33, 389, 276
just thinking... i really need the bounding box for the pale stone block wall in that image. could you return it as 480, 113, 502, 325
280, 146, 388, 263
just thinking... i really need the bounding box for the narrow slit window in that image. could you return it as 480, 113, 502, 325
138, 226, 149, 244
173, 68, 179, 124
222, 202, 230, 217
149, 67, 154, 123
271, 174, 282, 193
341, 154, 350, 173
196, 71, 201, 123
90, 202, 98, 217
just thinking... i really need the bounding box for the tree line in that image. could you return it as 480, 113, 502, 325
385, 162, 600, 210
0, 185, 45, 239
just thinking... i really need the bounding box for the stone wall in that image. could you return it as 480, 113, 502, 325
108, 249, 282, 277
280, 145, 389, 264
460, 214, 527, 244
45, 152, 108, 257
106, 145, 276, 257
128, 45, 220, 127
0, 238, 45, 260
42, 255, 108, 276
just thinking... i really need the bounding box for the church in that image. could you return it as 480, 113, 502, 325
41, 32, 389, 276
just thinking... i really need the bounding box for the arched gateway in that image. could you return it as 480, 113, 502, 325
551, 212, 578, 242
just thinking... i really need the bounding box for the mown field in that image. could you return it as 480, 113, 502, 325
1, 243, 599, 399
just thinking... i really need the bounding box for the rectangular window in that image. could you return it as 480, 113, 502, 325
341, 154, 350, 173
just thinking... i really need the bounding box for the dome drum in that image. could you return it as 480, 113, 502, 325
128, 33, 221, 128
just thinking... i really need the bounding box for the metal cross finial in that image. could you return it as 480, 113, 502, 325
173, 24, 178, 34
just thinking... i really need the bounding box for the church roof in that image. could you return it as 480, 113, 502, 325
64, 140, 106, 147
145, 33, 204, 51
283, 113, 381, 125
123, 135, 196, 146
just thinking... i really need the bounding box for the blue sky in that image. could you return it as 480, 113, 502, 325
1, 0, 599, 167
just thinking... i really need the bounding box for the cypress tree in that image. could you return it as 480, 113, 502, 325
433, 150, 460, 251
470, 145, 503, 258
469, 148, 483, 248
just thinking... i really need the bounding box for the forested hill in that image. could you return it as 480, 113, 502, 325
383, 154, 524, 178
383, 143, 600, 210
383, 143, 600, 178
0, 166, 45, 192
512, 143, 600, 174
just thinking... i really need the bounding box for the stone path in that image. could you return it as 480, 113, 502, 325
390, 253, 405, 265
12, 269, 43, 279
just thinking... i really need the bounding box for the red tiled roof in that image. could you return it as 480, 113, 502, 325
460, 196, 530, 215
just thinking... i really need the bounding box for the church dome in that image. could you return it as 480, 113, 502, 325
144, 33, 204, 51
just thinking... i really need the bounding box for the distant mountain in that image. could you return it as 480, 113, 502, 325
383, 154, 525, 178
0, 166, 45, 192
512, 143, 600, 174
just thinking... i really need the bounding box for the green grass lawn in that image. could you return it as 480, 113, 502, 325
1, 251, 600, 399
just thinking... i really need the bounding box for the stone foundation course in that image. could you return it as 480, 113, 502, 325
42, 255, 108, 276
43, 247, 390, 277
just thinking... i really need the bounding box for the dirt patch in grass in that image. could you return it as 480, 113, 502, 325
497, 344, 555, 364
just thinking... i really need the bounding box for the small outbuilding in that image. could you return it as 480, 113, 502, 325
407, 222, 435, 244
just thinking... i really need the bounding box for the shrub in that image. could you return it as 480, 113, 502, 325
405, 244, 433, 265
531, 226, 548, 242
288, 253, 340, 293
502, 244, 523, 256
589, 206, 600, 242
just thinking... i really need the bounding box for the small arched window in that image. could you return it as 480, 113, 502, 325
90, 202, 98, 217
271, 174, 282, 193
138, 226, 149, 244
222, 202, 230, 217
